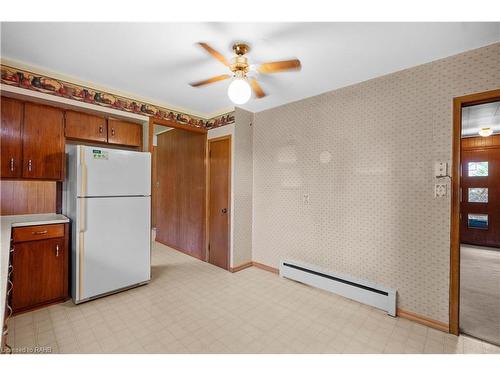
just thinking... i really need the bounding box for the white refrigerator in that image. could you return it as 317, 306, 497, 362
63, 145, 151, 303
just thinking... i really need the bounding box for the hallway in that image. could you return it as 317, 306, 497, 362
460, 244, 500, 345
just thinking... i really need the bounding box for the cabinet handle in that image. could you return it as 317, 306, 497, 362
28, 159, 32, 172
56, 244, 60, 257
111, 128, 115, 136
99, 125, 103, 134
10, 158, 14, 172
32, 230, 48, 235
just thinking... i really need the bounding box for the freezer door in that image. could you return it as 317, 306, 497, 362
78, 196, 151, 301
78, 146, 151, 197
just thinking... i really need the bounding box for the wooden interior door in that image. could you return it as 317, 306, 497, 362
156, 128, 206, 259
12, 237, 66, 312
1, 97, 23, 178
22, 103, 64, 180
208, 137, 231, 270
461, 139, 500, 248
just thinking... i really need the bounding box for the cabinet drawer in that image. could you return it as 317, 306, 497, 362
13, 224, 65, 243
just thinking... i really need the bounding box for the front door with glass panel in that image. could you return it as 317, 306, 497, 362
460, 147, 500, 247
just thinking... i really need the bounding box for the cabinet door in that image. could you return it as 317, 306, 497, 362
11, 237, 66, 312
1, 97, 23, 178
108, 119, 142, 147
65, 111, 107, 143
22, 103, 64, 180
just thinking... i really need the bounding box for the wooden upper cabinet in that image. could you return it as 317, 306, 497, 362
107, 118, 142, 148
22, 103, 65, 180
1, 97, 23, 178
65, 110, 107, 143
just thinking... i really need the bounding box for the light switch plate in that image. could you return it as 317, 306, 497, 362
435, 184, 447, 198
434, 162, 448, 178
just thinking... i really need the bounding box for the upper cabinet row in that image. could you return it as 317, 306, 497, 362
1, 98, 64, 180
65, 111, 143, 147
1, 97, 143, 180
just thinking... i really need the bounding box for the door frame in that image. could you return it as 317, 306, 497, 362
450, 88, 500, 335
148, 118, 208, 259
207, 135, 232, 269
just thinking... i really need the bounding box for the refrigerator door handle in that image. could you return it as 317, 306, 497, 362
79, 198, 87, 233
79, 146, 88, 196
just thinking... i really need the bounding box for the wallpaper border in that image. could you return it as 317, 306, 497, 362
1, 64, 235, 129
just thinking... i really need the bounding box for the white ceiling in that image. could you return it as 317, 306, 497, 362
1, 22, 499, 116
462, 101, 500, 137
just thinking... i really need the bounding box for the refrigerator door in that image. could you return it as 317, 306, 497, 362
78, 145, 151, 197
78, 196, 151, 301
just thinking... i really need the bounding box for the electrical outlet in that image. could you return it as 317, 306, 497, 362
435, 184, 447, 198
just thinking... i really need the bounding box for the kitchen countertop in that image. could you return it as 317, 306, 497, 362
0, 214, 69, 335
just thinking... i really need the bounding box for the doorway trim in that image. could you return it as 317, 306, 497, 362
148, 117, 207, 153
450, 88, 500, 335
207, 135, 232, 269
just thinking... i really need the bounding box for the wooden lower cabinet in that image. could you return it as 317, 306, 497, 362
11, 223, 69, 314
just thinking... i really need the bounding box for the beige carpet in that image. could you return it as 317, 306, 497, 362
460, 244, 500, 345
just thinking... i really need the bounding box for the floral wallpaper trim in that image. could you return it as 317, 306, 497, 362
1, 64, 234, 129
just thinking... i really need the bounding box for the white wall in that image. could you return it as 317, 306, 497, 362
207, 108, 254, 268
232, 109, 254, 266
251, 42, 500, 323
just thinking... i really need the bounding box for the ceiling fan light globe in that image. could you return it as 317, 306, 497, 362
228, 78, 251, 105
478, 127, 493, 137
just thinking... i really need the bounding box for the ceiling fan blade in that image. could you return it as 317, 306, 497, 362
258, 59, 301, 74
250, 78, 266, 98
197, 42, 230, 67
189, 74, 231, 87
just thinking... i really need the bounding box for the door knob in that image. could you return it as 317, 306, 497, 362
221, 208, 227, 214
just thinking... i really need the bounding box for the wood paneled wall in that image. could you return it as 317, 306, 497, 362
462, 134, 500, 150
0, 180, 57, 215
155, 129, 206, 259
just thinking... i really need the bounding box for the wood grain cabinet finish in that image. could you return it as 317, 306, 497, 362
0, 97, 23, 178
12, 223, 65, 243
107, 118, 142, 147
11, 223, 69, 314
22, 103, 65, 180
65, 110, 107, 143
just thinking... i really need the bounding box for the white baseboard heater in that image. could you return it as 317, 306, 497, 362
279, 260, 396, 316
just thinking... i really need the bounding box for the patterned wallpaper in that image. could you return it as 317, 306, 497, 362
233, 108, 254, 266
1, 64, 235, 129
252, 42, 500, 323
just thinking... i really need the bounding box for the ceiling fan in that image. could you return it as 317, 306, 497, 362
189, 42, 301, 105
